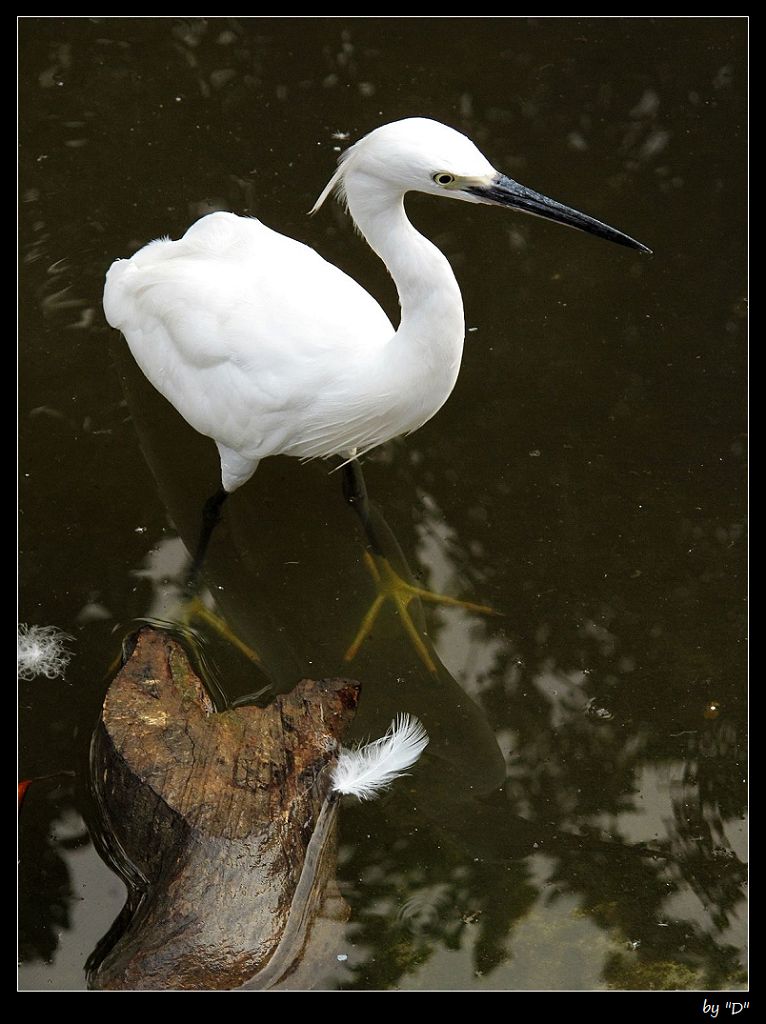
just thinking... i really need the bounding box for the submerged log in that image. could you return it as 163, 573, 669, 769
88, 626, 359, 991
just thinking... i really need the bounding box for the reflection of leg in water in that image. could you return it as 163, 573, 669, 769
341, 458, 496, 673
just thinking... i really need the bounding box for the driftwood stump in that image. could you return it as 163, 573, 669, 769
88, 627, 359, 990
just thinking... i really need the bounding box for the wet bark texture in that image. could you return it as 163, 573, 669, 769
88, 627, 359, 990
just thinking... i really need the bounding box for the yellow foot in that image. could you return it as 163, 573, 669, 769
105, 598, 261, 679
181, 596, 262, 666
344, 552, 497, 673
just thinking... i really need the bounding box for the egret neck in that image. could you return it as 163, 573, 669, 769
342, 170, 465, 422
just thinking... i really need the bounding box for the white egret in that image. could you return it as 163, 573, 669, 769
103, 117, 649, 664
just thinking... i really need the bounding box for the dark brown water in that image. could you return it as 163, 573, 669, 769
19, 17, 747, 991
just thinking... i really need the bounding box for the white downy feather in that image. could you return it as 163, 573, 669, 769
331, 714, 429, 801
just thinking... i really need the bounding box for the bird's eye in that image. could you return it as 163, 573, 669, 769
433, 172, 456, 186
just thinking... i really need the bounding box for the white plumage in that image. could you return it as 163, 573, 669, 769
103, 118, 648, 493
331, 713, 429, 800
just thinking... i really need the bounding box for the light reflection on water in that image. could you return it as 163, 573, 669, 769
19, 17, 746, 991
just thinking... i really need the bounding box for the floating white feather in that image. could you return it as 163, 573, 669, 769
17, 624, 74, 681
331, 714, 429, 801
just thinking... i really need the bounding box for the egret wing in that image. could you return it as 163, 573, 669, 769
103, 212, 394, 459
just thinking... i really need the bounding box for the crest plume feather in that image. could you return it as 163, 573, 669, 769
309, 138, 363, 215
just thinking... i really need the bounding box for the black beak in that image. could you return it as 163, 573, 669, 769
467, 174, 652, 254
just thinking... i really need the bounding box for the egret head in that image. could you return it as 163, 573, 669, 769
313, 117, 651, 254
312, 118, 497, 210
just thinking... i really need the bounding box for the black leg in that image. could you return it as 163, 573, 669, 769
342, 459, 386, 556
185, 487, 229, 591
